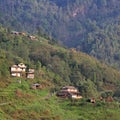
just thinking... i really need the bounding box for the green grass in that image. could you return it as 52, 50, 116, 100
1, 78, 120, 120
58, 99, 120, 120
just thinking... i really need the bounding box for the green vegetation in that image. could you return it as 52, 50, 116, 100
0, 1, 120, 119
1, 82, 120, 120
0, 26, 120, 119
0, 0, 120, 68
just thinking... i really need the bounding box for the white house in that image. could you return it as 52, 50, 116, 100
18, 63, 26, 72
10, 63, 35, 79
56, 86, 82, 99
27, 69, 35, 79
11, 63, 26, 77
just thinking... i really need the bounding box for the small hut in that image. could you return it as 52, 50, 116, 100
30, 83, 40, 90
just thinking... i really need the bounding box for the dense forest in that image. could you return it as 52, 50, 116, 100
0, 0, 120, 69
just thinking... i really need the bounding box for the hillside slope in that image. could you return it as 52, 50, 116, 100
0, 25, 120, 95
0, 26, 120, 119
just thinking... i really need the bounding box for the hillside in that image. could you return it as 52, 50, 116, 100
0, 25, 120, 119
0, 0, 120, 69
0, 25, 120, 92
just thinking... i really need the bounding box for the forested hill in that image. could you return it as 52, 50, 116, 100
0, 0, 120, 69
1, 25, 120, 119
1, 25, 120, 97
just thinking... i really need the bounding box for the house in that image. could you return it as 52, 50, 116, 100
11, 72, 21, 77
11, 65, 22, 77
56, 86, 82, 99
10, 63, 35, 79
27, 69, 35, 79
18, 63, 26, 72
11, 31, 19, 35
90, 98, 96, 103
56, 91, 69, 98
86, 98, 96, 103
30, 83, 40, 90
68, 93, 82, 100
11, 31, 27, 36
10, 63, 26, 77
28, 35, 37, 40
11, 65, 22, 72
61, 86, 78, 93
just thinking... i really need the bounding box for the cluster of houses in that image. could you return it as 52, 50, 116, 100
10, 63, 114, 102
11, 31, 37, 40
56, 86, 82, 100
10, 63, 34, 79
56, 86, 114, 103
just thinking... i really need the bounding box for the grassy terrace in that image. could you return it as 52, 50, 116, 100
0, 78, 120, 120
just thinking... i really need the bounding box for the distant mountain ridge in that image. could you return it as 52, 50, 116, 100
0, 0, 120, 68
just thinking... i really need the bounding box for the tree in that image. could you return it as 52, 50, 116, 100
79, 79, 98, 98
36, 61, 41, 70
101, 90, 113, 98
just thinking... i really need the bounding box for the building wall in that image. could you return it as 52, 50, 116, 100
11, 63, 34, 78
27, 74, 34, 79
11, 73, 21, 77
11, 67, 22, 72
